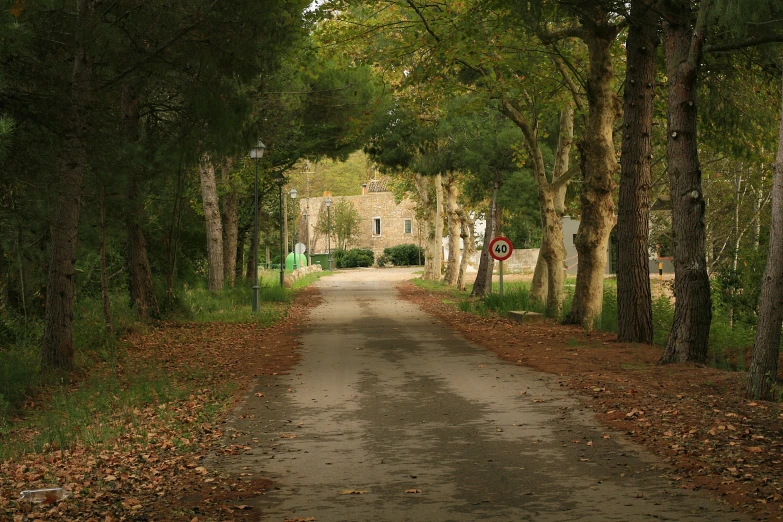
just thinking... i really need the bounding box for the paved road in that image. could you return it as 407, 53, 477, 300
215, 268, 744, 521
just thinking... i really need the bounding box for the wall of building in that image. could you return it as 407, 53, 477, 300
298, 192, 420, 257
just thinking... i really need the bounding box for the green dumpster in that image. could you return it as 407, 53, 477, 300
310, 253, 329, 269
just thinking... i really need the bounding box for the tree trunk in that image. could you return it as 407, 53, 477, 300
431, 173, 444, 280
754, 182, 763, 251
659, 0, 713, 364
456, 207, 474, 291
500, 100, 572, 317
237, 224, 247, 279
123, 87, 159, 320
541, 106, 574, 318
244, 222, 254, 280
19, 227, 29, 320
199, 155, 224, 292
414, 174, 437, 280
125, 176, 160, 319
0, 240, 7, 314
564, 17, 620, 330
530, 255, 548, 302
617, 0, 657, 344
747, 67, 783, 400
443, 174, 461, 285
41, 0, 96, 370
165, 162, 185, 301
220, 160, 238, 287
471, 179, 499, 298
99, 185, 113, 333
265, 225, 272, 268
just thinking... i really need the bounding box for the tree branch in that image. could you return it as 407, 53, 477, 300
406, 0, 441, 43
687, 0, 712, 70
552, 163, 580, 190
551, 55, 585, 111
706, 34, 783, 53
538, 25, 587, 43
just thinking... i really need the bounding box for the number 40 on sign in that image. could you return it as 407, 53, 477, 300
489, 236, 513, 261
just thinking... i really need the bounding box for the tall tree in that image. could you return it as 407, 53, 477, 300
616, 0, 659, 344
658, 0, 713, 363
535, 6, 624, 329
443, 173, 462, 286
200, 156, 225, 292
221, 161, 240, 287
41, 0, 96, 371
121, 86, 159, 319
748, 87, 783, 399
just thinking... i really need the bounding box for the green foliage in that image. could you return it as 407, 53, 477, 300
333, 248, 374, 268
287, 151, 370, 197
652, 294, 676, 346
712, 248, 767, 327
327, 198, 362, 249
0, 317, 42, 432
0, 115, 13, 161
383, 244, 425, 266
175, 280, 288, 324
497, 169, 542, 248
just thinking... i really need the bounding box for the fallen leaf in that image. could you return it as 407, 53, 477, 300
404, 489, 422, 494
340, 489, 368, 495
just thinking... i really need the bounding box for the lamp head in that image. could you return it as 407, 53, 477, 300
250, 140, 266, 159
289, 188, 297, 199
325, 197, 332, 208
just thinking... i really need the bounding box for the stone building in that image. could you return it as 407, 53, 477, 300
298, 179, 421, 258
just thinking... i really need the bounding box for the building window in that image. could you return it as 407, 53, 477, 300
373, 217, 381, 236
404, 219, 412, 234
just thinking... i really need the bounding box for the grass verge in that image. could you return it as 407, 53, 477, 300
419, 276, 757, 372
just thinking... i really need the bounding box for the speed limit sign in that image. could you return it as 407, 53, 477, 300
489, 236, 514, 261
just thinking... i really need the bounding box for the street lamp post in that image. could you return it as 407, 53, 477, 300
278, 180, 284, 287
249, 141, 266, 313
290, 188, 298, 269
325, 197, 332, 271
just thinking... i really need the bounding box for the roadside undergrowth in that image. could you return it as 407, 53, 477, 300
417, 277, 757, 373
0, 282, 321, 521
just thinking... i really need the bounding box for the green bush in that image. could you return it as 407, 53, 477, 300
383, 244, 425, 266
335, 248, 374, 268
333, 248, 347, 268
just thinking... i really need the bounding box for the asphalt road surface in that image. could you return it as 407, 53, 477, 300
215, 267, 745, 522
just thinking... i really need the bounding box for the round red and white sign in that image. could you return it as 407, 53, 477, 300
489, 236, 514, 261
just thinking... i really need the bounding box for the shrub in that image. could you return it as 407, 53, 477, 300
336, 248, 374, 268
383, 244, 425, 266
332, 248, 347, 268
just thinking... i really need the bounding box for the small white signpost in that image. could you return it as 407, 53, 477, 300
489, 236, 514, 297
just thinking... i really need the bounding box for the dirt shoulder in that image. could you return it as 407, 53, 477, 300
397, 281, 783, 522
0, 288, 320, 522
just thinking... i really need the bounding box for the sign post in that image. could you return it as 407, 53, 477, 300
489, 236, 514, 297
